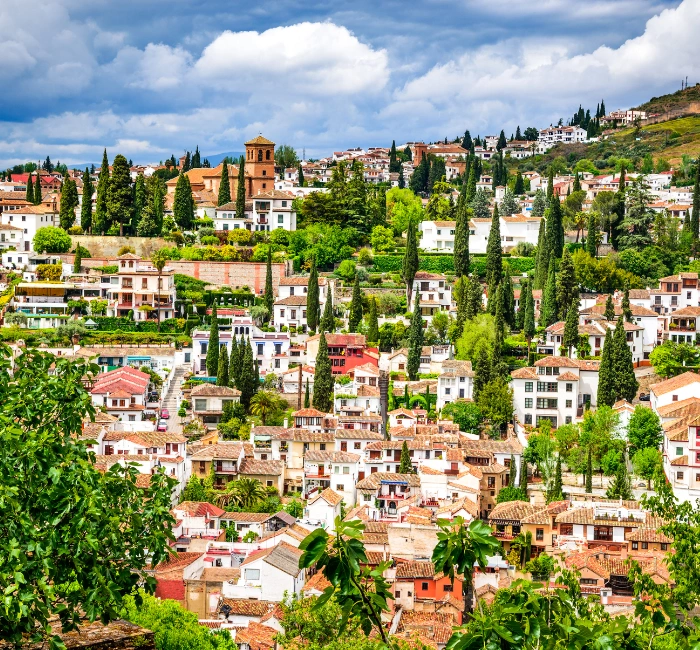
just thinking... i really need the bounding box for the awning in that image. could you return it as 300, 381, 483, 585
127, 356, 152, 361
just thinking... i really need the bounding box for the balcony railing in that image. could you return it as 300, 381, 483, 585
214, 467, 238, 474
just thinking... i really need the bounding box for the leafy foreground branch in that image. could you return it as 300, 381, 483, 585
0, 347, 176, 649
299, 511, 700, 650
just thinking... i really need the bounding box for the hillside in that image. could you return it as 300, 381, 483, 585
636, 84, 700, 115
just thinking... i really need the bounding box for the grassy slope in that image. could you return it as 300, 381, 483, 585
611, 115, 700, 165
635, 84, 700, 113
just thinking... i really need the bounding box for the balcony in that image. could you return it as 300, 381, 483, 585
214, 466, 238, 474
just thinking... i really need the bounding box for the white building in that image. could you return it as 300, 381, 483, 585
412, 272, 452, 321
0, 204, 59, 252
213, 190, 297, 233
537, 125, 587, 152
436, 360, 474, 410
89, 366, 151, 423
510, 356, 600, 433
305, 487, 343, 531
273, 276, 331, 333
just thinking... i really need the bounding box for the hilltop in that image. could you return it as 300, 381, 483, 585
636, 84, 700, 115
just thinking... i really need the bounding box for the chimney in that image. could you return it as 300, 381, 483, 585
379, 369, 389, 440
283, 418, 289, 429
620, 544, 628, 560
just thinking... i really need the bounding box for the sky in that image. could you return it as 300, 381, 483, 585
0, 0, 697, 167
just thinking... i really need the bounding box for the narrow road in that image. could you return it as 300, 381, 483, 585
161, 366, 186, 433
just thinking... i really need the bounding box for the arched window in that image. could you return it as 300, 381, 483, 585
266, 150, 271, 160
258, 149, 263, 162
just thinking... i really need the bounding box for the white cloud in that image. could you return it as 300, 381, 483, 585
128, 43, 193, 91
194, 22, 389, 95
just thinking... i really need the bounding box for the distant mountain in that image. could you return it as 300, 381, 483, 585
204, 151, 245, 167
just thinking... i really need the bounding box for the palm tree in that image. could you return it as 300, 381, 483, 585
512, 530, 533, 567
250, 389, 284, 425
150, 249, 170, 332
215, 477, 266, 510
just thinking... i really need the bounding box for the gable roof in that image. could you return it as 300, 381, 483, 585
651, 371, 700, 397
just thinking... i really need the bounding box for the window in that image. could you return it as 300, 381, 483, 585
565, 416, 572, 424
560, 524, 574, 535
443, 584, 453, 592
524, 398, 533, 408
642, 542, 648, 549
257, 343, 264, 356
580, 578, 598, 585
244, 568, 260, 581
266, 480, 273, 487
278, 215, 284, 224
336, 484, 344, 491
421, 582, 429, 591
661, 543, 668, 551
343, 466, 349, 474
354, 442, 361, 449
194, 399, 207, 411
536, 398, 558, 409
678, 471, 685, 480
524, 414, 532, 425
566, 383, 573, 392
537, 382, 558, 392
565, 400, 572, 408
536, 528, 544, 541
677, 447, 684, 456
632, 541, 638, 550
525, 382, 533, 392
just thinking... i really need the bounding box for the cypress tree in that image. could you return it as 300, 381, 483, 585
453, 193, 470, 278
253, 352, 260, 396
691, 160, 700, 243
513, 172, 524, 195
523, 282, 535, 361
563, 302, 579, 357
398, 166, 405, 189
304, 378, 310, 408
192, 145, 201, 169
34, 174, 43, 205
613, 316, 638, 402
151, 176, 165, 235
73, 246, 82, 274
402, 218, 419, 305
403, 384, 410, 407
237, 336, 247, 389
26, 175, 34, 203
312, 332, 333, 412
497, 130, 507, 151
611, 167, 626, 249
298, 163, 305, 187
546, 167, 554, 204
236, 155, 246, 220
107, 154, 132, 236
454, 276, 468, 341
585, 447, 593, 493
320, 287, 334, 333
515, 280, 527, 330
472, 343, 491, 401
466, 275, 482, 320
549, 454, 564, 502
539, 258, 557, 327
547, 195, 564, 258
217, 344, 229, 387
206, 304, 219, 377
501, 266, 516, 329
573, 172, 581, 193
306, 259, 320, 333
604, 295, 615, 321
132, 174, 146, 235
406, 292, 424, 381
462, 130, 473, 150
534, 218, 548, 289
519, 455, 527, 491
606, 452, 632, 500
229, 336, 241, 389
348, 274, 363, 332
622, 288, 633, 322
368, 297, 379, 343
80, 168, 93, 233
486, 204, 502, 313
264, 247, 274, 320
465, 158, 476, 203
492, 284, 508, 378
240, 339, 255, 409
173, 172, 195, 231
555, 248, 578, 320
389, 140, 400, 173
218, 161, 231, 206
59, 178, 79, 230
586, 212, 598, 257
532, 189, 546, 218
597, 328, 615, 407
509, 454, 517, 486
399, 441, 413, 473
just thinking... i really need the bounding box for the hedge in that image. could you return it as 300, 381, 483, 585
371, 255, 536, 277
90, 316, 186, 333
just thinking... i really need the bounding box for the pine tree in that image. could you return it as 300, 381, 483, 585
606, 452, 632, 500
613, 316, 638, 402
604, 295, 615, 321
132, 174, 146, 235
398, 166, 405, 189
312, 332, 333, 412
304, 378, 310, 408
298, 163, 305, 187
548, 454, 564, 502
348, 274, 363, 332
486, 204, 502, 312
534, 218, 548, 290
236, 155, 246, 221
555, 249, 578, 320
539, 258, 557, 327
586, 213, 598, 257
402, 217, 419, 305
306, 259, 320, 333
453, 193, 470, 277
107, 154, 133, 236
406, 292, 424, 381
217, 344, 229, 387
206, 304, 219, 377
79, 168, 93, 233
585, 447, 593, 493
470, 188, 490, 219
26, 175, 34, 203
319, 286, 334, 333
240, 339, 256, 409
621, 288, 633, 323
173, 172, 195, 231
461, 130, 473, 150
497, 130, 507, 151
218, 161, 231, 206
563, 302, 579, 357
399, 441, 413, 473
34, 174, 42, 205
264, 247, 274, 320
472, 343, 491, 401
466, 275, 483, 320
573, 172, 581, 193
73, 246, 82, 274
59, 178, 79, 230
368, 297, 379, 343
597, 328, 615, 407
519, 455, 527, 491
532, 189, 546, 218
691, 160, 700, 243
229, 336, 241, 389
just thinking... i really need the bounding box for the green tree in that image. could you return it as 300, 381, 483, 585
218, 477, 266, 510
441, 401, 482, 433
173, 172, 195, 231
619, 175, 654, 251
320, 286, 334, 333
531, 189, 546, 217
513, 171, 525, 195
33, 226, 71, 253
477, 378, 513, 428
556, 248, 578, 320
692, 157, 700, 244
585, 447, 593, 493
586, 212, 598, 257
313, 333, 333, 412
485, 204, 502, 308
132, 173, 146, 235
497, 486, 528, 503
34, 173, 43, 205
229, 336, 241, 389
150, 248, 170, 333
454, 193, 470, 277
509, 453, 517, 486
466, 275, 483, 320
622, 288, 633, 322
181, 474, 207, 502
627, 405, 662, 456
406, 292, 424, 381
402, 217, 419, 305
304, 378, 310, 408
367, 297, 379, 344
107, 154, 133, 236
606, 452, 632, 499
239, 339, 256, 409
470, 187, 490, 219
26, 174, 34, 203
236, 155, 246, 221
0, 348, 174, 648
206, 304, 219, 377
73, 245, 83, 274
548, 454, 564, 502
59, 177, 79, 230
398, 440, 413, 473
534, 217, 549, 290
500, 188, 520, 216
217, 344, 229, 387
250, 390, 285, 425
264, 246, 274, 319
519, 455, 528, 491
307, 259, 320, 333
548, 195, 564, 258
612, 316, 638, 402
79, 168, 94, 233
539, 258, 557, 327
348, 274, 363, 332
649, 341, 700, 378
218, 160, 231, 206
472, 342, 491, 401
563, 302, 579, 357
604, 294, 616, 320
597, 328, 615, 407
525, 553, 555, 582
137, 176, 165, 236
523, 281, 535, 358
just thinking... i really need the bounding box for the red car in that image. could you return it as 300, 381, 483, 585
160, 408, 170, 419
157, 419, 168, 432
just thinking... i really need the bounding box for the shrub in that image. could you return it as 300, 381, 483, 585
117, 246, 136, 256
67, 225, 84, 235
200, 236, 220, 246
35, 264, 62, 282
337, 259, 356, 280
33, 227, 71, 254
357, 248, 374, 266
228, 229, 254, 245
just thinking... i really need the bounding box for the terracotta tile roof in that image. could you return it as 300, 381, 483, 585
306, 333, 366, 347
439, 360, 474, 377
191, 384, 242, 397
154, 551, 203, 572
201, 567, 241, 582
305, 450, 361, 463
626, 527, 673, 543
460, 438, 523, 454
189, 442, 245, 460
511, 367, 539, 379
670, 455, 688, 465
245, 135, 276, 146
557, 371, 580, 381
217, 598, 275, 617
488, 501, 541, 523
435, 497, 479, 519
303, 571, 332, 593
334, 428, 383, 440
356, 384, 380, 397
279, 276, 327, 286
365, 551, 387, 564
235, 622, 278, 650
344, 504, 370, 521
102, 430, 186, 445
356, 472, 421, 490
173, 501, 226, 518
309, 487, 343, 506
651, 372, 700, 397
219, 512, 271, 522
239, 458, 285, 476
657, 397, 700, 418
395, 560, 436, 578
292, 408, 328, 417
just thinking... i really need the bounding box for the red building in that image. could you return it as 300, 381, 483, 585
306, 333, 378, 376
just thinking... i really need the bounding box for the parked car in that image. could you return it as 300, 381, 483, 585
639, 393, 650, 402
160, 408, 170, 419
157, 419, 168, 432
